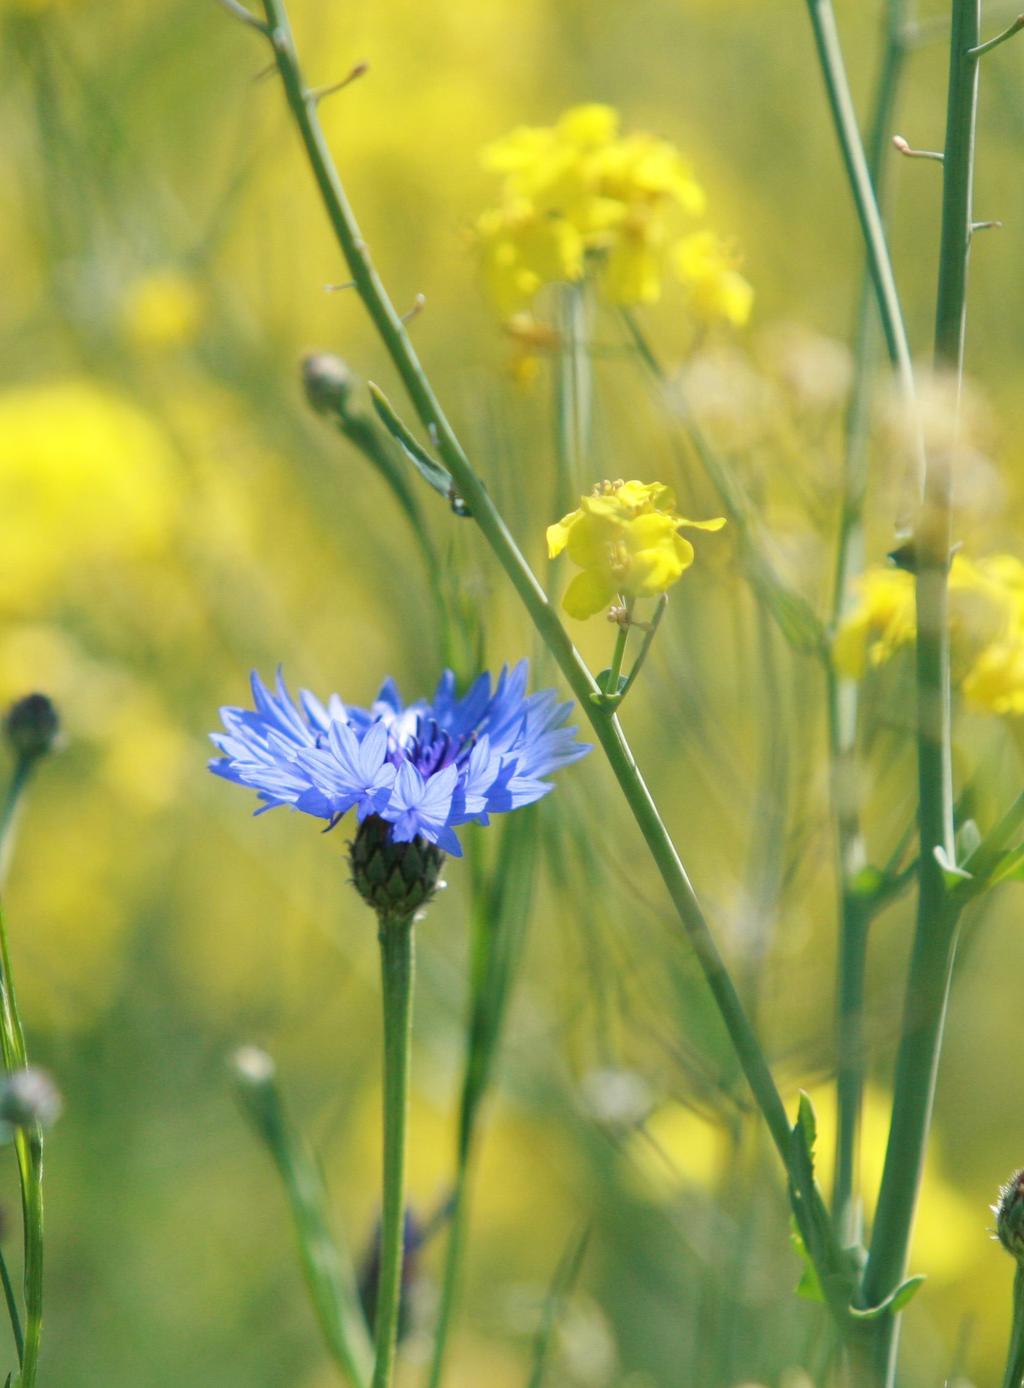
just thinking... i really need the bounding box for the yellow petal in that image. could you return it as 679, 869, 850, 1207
546, 509, 580, 558
677, 515, 726, 532
627, 540, 689, 597
562, 569, 616, 620
566, 513, 619, 569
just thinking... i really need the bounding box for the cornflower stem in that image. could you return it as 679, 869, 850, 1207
858, 4, 980, 1381
254, 0, 842, 1304
829, 0, 909, 1242
1002, 1265, 1024, 1388
372, 916, 414, 1388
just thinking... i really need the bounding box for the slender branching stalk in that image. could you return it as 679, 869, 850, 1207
856, 5, 980, 1382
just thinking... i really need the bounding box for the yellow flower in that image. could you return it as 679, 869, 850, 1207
672, 231, 754, 326
121, 269, 205, 350
475, 105, 724, 314
834, 553, 1024, 717
547, 479, 725, 619
832, 567, 916, 679
475, 201, 584, 318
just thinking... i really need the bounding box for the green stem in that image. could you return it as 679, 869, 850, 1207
16, 1130, 43, 1388
554, 281, 591, 512
0, 1247, 23, 1368
1002, 1265, 1024, 1388
829, 0, 909, 1242
0, 761, 35, 882
859, 5, 979, 1382
599, 606, 632, 701
255, 0, 841, 1302
372, 917, 414, 1388
802, 0, 917, 409
425, 1170, 470, 1388
619, 595, 668, 701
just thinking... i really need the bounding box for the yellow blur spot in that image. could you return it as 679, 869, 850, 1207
120, 270, 206, 351
0, 381, 178, 614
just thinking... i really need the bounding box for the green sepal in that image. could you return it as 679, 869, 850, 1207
849, 1273, 926, 1320
596, 669, 628, 696
368, 384, 470, 515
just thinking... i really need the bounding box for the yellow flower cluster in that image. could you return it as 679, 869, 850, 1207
833, 554, 1024, 715
475, 104, 752, 323
547, 479, 725, 620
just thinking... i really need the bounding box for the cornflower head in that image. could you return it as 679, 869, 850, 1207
547, 479, 725, 620
474, 104, 751, 326
834, 553, 1024, 716
209, 665, 590, 915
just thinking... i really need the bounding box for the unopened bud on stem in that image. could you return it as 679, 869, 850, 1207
4, 694, 60, 764
995, 1169, 1024, 1263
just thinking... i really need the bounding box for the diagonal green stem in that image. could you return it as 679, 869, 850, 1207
254, 0, 844, 1305
372, 917, 414, 1388
858, 4, 980, 1383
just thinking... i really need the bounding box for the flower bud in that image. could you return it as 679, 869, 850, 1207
349, 815, 444, 918
0, 1067, 62, 1130
302, 352, 355, 418
4, 694, 59, 763
995, 1169, 1024, 1262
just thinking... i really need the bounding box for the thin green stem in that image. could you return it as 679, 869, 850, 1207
859, 5, 980, 1382
554, 282, 591, 513
253, 0, 843, 1304
0, 761, 34, 883
829, 0, 909, 1243
969, 12, 1024, 55
619, 595, 668, 701
0, 1247, 23, 1368
372, 917, 414, 1388
599, 605, 633, 702
425, 1170, 469, 1388
16, 1129, 43, 1388
1002, 1265, 1024, 1388
802, 0, 918, 411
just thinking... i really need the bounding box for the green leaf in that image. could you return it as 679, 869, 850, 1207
848, 1273, 926, 1320
989, 846, 1024, 885
794, 1090, 817, 1161
368, 383, 470, 515
790, 1220, 825, 1304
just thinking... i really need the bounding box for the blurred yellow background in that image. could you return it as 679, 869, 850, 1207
1, 1, 1024, 1384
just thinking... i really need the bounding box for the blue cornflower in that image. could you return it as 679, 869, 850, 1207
209, 665, 590, 860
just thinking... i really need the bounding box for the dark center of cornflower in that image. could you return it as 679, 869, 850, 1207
402, 717, 475, 777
